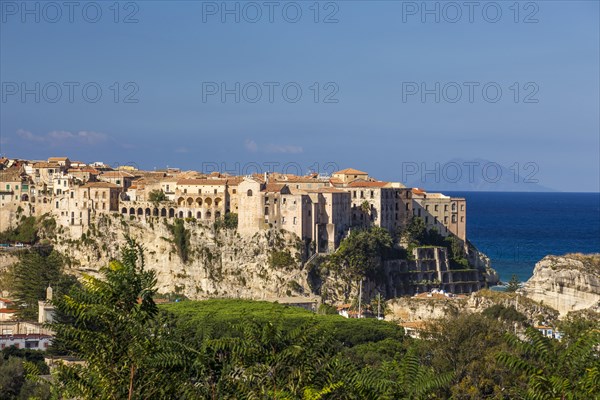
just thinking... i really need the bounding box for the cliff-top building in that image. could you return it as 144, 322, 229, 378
0, 158, 467, 254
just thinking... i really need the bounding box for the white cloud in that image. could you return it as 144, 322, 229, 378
17, 129, 108, 145
244, 139, 303, 154
244, 139, 258, 152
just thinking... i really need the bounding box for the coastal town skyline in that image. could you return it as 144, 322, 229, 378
1, 1, 598, 192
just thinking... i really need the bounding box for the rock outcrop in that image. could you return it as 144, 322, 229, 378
32, 214, 311, 301
520, 254, 600, 316
388, 289, 559, 325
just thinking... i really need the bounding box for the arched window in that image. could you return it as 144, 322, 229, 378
247, 189, 253, 196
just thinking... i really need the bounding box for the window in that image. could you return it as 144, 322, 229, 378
56, 201, 59, 209
184, 189, 187, 194
247, 189, 253, 196
264, 207, 269, 215
370, 190, 374, 199
425, 216, 429, 224
116, 180, 121, 185
214, 189, 217, 194
293, 217, 297, 225
461, 204, 465, 211
434, 205, 438, 211
444, 204, 448, 211
70, 191, 74, 198
233, 189, 237, 194
452, 215, 457, 223
282, 217, 286, 224
353, 191, 356, 198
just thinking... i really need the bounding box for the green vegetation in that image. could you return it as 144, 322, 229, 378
401, 217, 469, 268
326, 226, 395, 280
0, 355, 51, 400
168, 218, 190, 262
213, 212, 238, 230
162, 299, 404, 347
269, 249, 295, 269
482, 304, 527, 324
0, 247, 78, 320
51, 237, 186, 399
43, 243, 599, 399
0, 216, 38, 244
505, 274, 521, 292
497, 327, 599, 399
148, 189, 167, 202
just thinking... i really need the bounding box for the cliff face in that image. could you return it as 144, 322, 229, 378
520, 254, 600, 316
388, 289, 559, 325
42, 214, 310, 300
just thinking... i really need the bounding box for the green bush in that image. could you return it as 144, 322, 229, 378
269, 250, 295, 269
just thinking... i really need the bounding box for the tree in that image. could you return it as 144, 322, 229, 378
328, 227, 393, 279
0, 216, 38, 244
2, 247, 77, 320
497, 327, 600, 399
148, 189, 167, 203
505, 274, 521, 292
51, 237, 191, 399
0, 356, 50, 400
169, 218, 190, 262
421, 313, 523, 399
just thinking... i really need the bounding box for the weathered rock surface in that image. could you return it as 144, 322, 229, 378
520, 254, 600, 316
388, 289, 559, 324
40, 214, 311, 301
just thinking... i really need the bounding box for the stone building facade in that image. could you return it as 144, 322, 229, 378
0, 159, 468, 256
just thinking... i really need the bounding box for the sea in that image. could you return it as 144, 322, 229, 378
445, 192, 600, 284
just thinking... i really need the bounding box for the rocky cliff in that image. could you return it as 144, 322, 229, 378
520, 254, 600, 316
34, 214, 312, 301
388, 289, 559, 325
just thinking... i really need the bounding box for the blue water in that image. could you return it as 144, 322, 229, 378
445, 192, 600, 283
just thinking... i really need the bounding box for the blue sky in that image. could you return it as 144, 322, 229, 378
1, 0, 598, 191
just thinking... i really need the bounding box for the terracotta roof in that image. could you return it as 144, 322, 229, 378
347, 181, 389, 188
32, 162, 57, 168
68, 168, 99, 174
0, 168, 23, 182
99, 171, 135, 178
0, 298, 13, 303
176, 179, 227, 186
262, 183, 286, 193
81, 182, 120, 189
333, 168, 368, 175
307, 187, 347, 194
0, 309, 17, 313
225, 177, 244, 186
0, 334, 52, 339
411, 188, 426, 195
